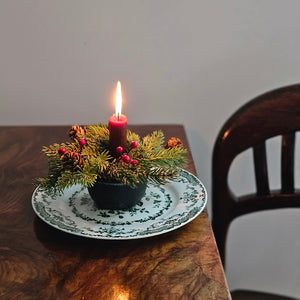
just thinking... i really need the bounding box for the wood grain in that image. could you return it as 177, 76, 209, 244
0, 125, 230, 300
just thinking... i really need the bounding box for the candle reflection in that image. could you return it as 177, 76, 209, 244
112, 285, 130, 300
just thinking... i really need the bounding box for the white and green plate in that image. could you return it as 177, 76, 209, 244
32, 169, 207, 240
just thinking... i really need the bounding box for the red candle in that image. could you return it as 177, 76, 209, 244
108, 81, 128, 157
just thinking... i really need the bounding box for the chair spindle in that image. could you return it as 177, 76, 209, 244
253, 142, 270, 195
281, 133, 295, 194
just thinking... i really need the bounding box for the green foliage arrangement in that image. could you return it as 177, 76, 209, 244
36, 124, 187, 194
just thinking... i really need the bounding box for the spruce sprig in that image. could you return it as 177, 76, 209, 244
36, 125, 187, 193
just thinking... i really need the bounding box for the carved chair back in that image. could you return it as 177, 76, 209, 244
212, 84, 300, 266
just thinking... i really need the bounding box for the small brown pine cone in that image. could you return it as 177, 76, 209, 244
165, 137, 183, 149
61, 151, 72, 170
61, 151, 84, 170
69, 125, 85, 140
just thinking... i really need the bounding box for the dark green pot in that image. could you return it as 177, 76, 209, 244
88, 180, 147, 210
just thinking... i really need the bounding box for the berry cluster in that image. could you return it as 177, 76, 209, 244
116, 141, 138, 166
57, 139, 138, 169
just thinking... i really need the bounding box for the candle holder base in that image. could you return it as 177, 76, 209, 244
88, 180, 147, 210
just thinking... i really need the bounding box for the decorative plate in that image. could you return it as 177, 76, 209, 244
32, 169, 207, 240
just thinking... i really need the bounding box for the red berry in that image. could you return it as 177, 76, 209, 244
130, 159, 137, 166
122, 155, 130, 163
116, 146, 123, 154
58, 148, 66, 155
130, 141, 138, 149
79, 139, 86, 146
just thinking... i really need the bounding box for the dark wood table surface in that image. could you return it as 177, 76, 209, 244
0, 124, 231, 300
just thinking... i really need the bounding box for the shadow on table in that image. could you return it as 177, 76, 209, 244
33, 215, 186, 260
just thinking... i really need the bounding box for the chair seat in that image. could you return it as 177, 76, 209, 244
231, 289, 298, 300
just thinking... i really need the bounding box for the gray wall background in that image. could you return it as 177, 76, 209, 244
1, 1, 300, 297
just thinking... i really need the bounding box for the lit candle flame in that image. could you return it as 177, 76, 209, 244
115, 81, 122, 119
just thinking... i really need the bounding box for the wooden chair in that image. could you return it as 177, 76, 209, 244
212, 84, 300, 299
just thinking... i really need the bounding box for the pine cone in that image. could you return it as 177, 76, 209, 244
165, 137, 182, 149
69, 125, 85, 140
61, 151, 84, 170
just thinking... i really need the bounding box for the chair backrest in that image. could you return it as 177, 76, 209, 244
212, 84, 300, 267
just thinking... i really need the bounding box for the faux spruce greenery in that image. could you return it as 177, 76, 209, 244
36, 124, 187, 193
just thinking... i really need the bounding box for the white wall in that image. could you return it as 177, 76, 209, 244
1, 0, 300, 297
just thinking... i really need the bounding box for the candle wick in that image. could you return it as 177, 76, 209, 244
117, 113, 120, 120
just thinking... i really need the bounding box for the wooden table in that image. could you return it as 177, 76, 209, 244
0, 125, 231, 300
